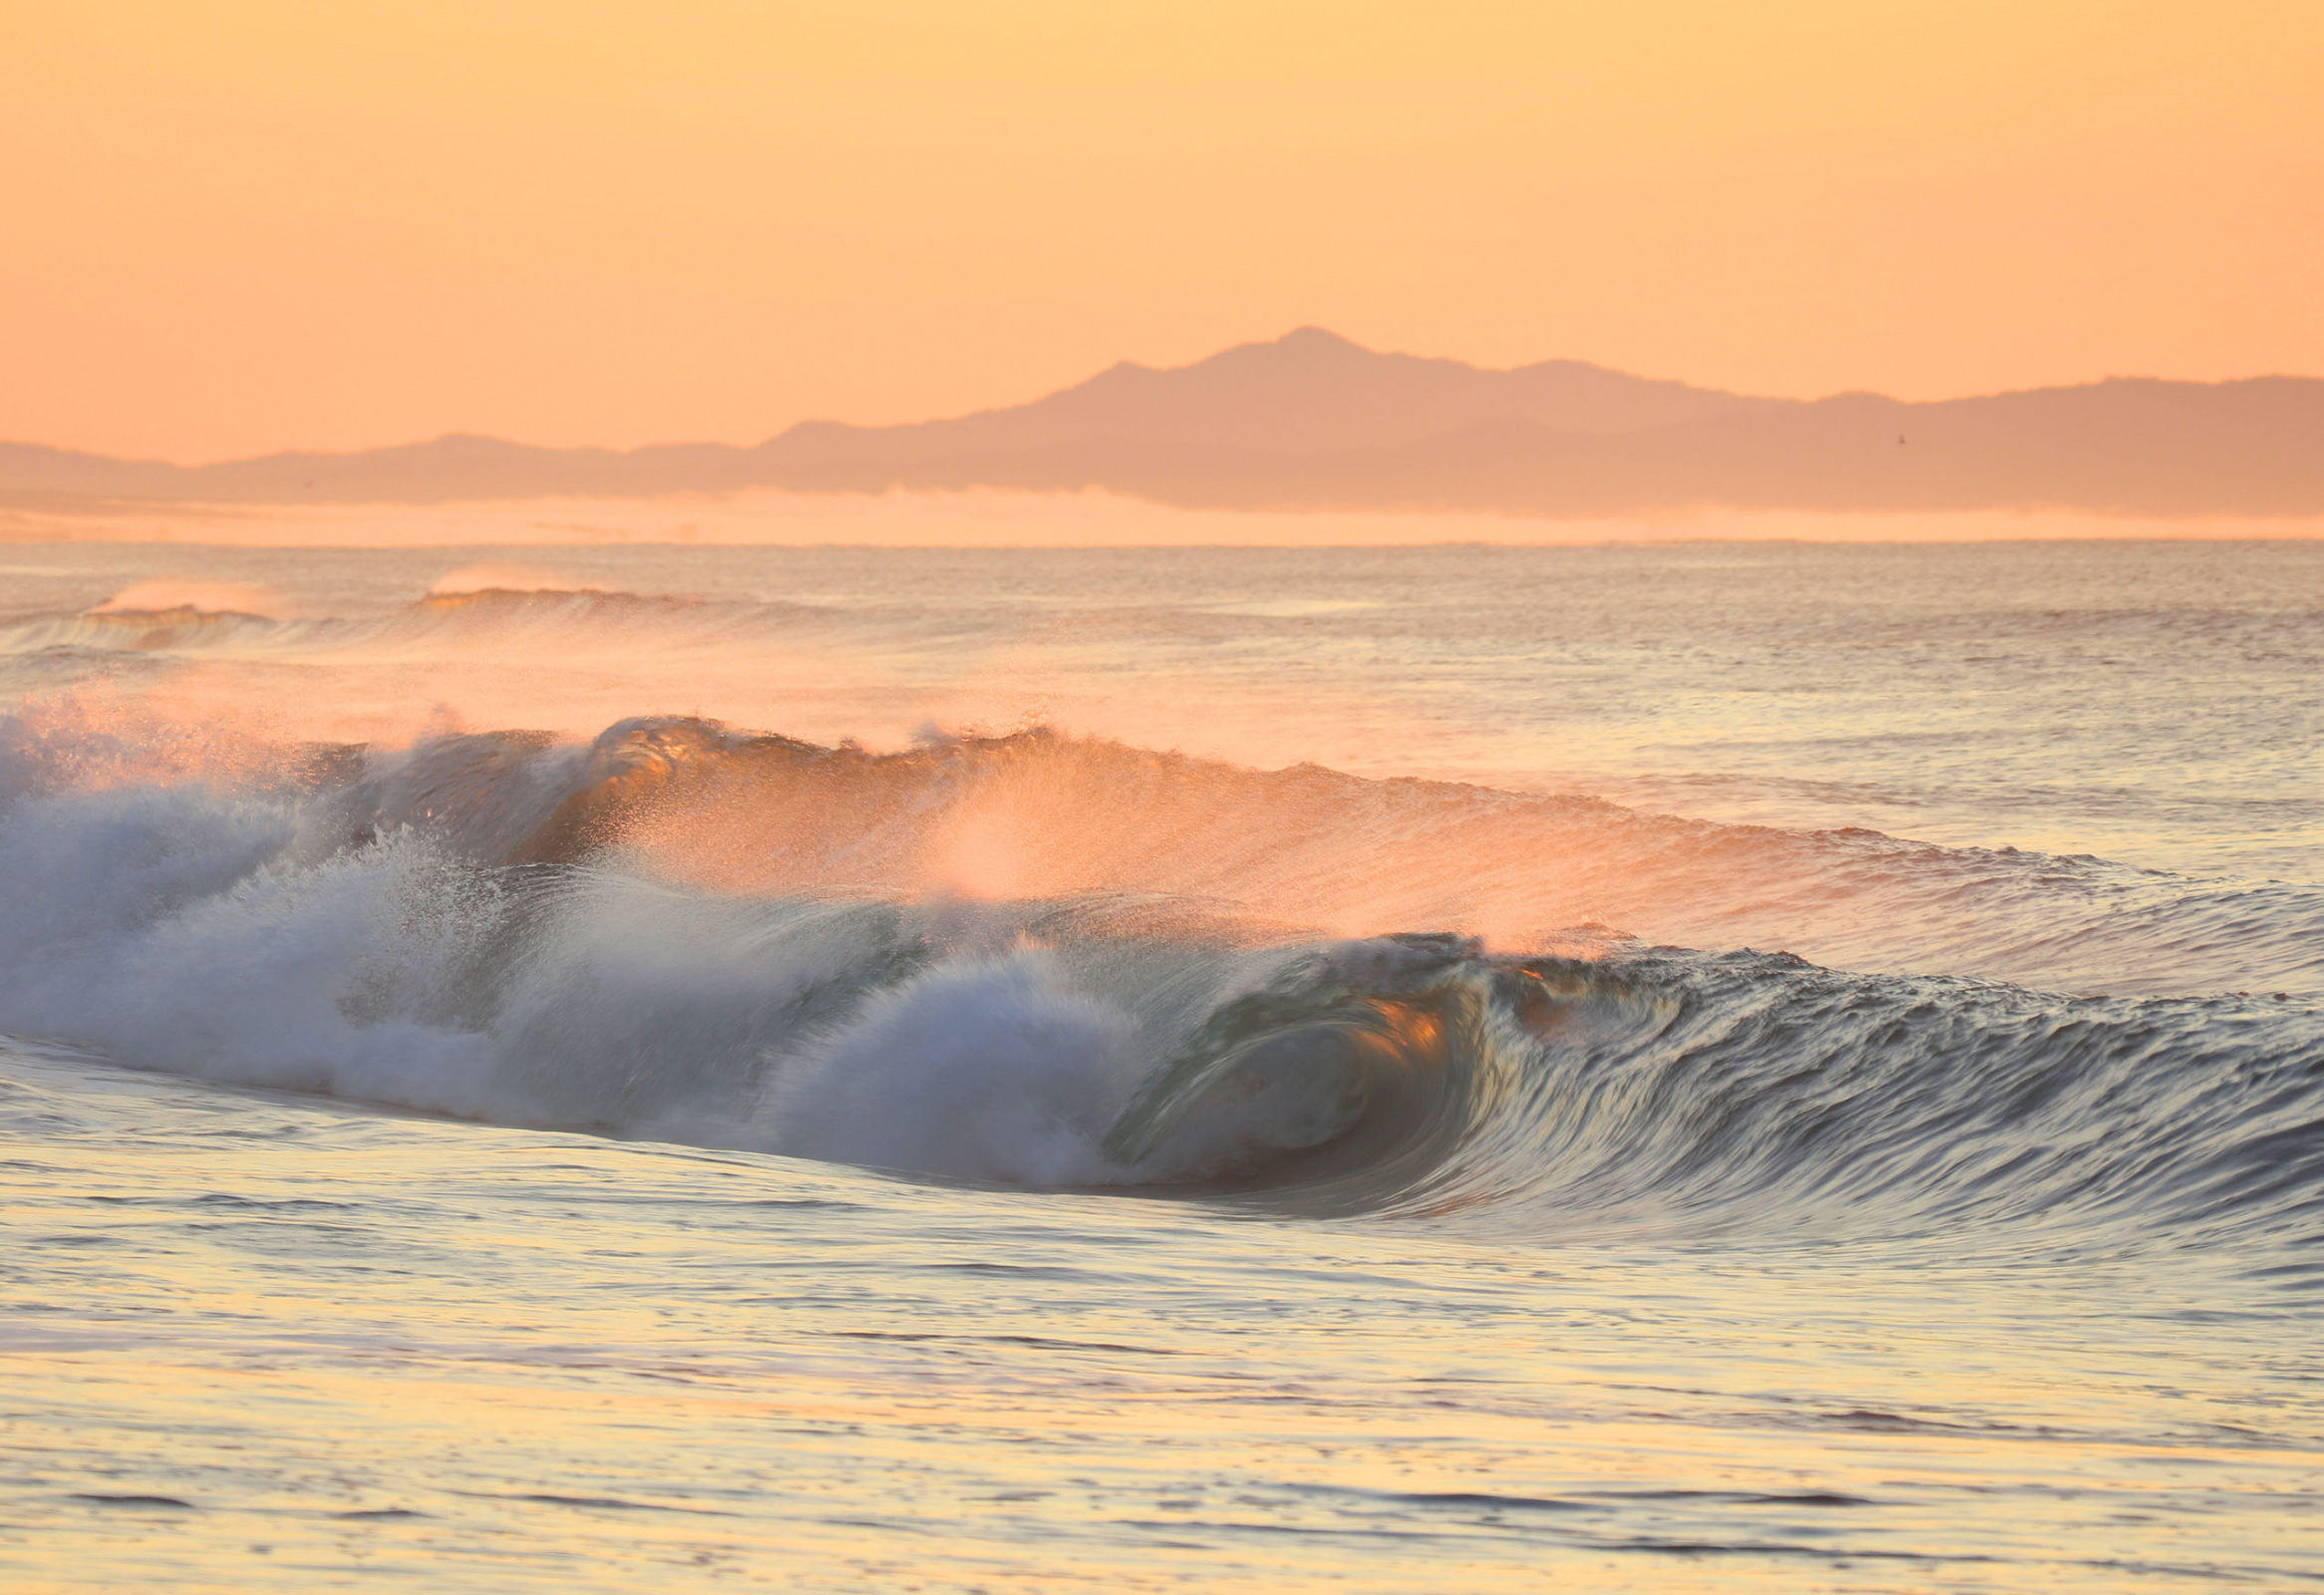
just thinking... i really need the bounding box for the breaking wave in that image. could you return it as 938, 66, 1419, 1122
0, 707, 2317, 1268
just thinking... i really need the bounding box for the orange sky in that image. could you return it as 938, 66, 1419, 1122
4, 1, 2319, 463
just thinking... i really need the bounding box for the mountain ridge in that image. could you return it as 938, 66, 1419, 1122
7, 330, 2319, 516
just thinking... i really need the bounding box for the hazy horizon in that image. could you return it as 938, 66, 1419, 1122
9, 326, 2319, 468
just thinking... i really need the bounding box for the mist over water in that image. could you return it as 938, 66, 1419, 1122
2, 538, 2320, 1589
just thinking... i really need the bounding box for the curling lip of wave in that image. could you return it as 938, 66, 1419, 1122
317, 714, 2324, 1005
4, 694, 2319, 1010
0, 705, 2317, 1257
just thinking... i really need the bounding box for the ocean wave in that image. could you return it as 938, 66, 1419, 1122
0, 707, 2317, 1264
314, 716, 2324, 1000
5, 606, 298, 653
413, 586, 700, 618
0, 585, 829, 665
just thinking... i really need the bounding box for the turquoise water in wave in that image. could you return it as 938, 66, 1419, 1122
1, 538, 2319, 1589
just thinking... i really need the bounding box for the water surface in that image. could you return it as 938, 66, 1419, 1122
2, 539, 2319, 1589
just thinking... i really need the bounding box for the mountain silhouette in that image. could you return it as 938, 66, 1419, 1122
7, 329, 2319, 515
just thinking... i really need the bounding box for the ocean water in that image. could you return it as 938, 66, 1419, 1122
1, 537, 2319, 1590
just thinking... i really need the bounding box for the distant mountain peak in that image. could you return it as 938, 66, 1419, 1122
1273, 325, 1367, 351
4, 333, 2318, 516
1211, 326, 1384, 367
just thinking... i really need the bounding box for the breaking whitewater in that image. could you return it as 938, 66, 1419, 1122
1, 706, 2317, 1241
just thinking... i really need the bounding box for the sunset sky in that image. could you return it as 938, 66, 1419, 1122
5, 0, 2318, 462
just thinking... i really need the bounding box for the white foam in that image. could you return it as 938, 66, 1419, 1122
0, 753, 1265, 1183
763, 950, 1142, 1185
0, 785, 503, 1118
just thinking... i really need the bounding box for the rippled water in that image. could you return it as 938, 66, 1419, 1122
2, 537, 2320, 1589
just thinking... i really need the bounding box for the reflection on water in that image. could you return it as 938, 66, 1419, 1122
4, 1047, 2318, 1592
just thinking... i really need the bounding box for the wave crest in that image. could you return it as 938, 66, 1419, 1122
0, 706, 2317, 1268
